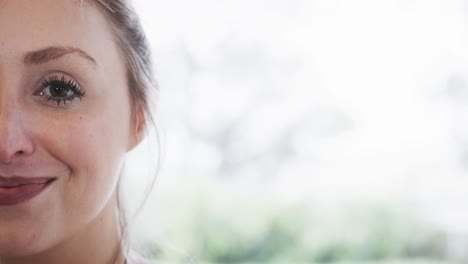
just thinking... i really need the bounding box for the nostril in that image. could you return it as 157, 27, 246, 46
0, 124, 35, 161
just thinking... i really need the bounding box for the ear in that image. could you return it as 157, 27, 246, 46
127, 105, 146, 151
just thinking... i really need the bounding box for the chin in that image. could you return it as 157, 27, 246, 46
0, 227, 53, 257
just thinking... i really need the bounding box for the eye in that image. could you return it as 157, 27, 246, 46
34, 75, 86, 106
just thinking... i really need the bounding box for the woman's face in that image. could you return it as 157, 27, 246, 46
0, 0, 142, 256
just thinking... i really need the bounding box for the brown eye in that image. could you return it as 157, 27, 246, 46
34, 75, 86, 106
49, 83, 70, 98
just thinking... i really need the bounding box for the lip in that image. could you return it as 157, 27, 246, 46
0, 177, 56, 206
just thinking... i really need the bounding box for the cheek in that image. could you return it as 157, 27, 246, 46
64, 120, 121, 200
33, 97, 132, 220
0, 110, 131, 256
61, 115, 129, 204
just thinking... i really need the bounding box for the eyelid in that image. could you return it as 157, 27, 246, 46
33, 73, 86, 107
36, 70, 86, 89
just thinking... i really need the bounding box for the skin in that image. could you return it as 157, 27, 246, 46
0, 0, 144, 263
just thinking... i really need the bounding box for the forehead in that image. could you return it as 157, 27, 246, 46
0, 0, 114, 64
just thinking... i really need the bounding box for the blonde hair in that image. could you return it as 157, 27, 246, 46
95, 0, 156, 119
93, 0, 159, 262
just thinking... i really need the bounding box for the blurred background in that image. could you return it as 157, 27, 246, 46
122, 0, 468, 263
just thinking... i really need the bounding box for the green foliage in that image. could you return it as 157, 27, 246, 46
141, 190, 452, 264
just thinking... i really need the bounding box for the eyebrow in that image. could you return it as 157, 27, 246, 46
23, 46, 97, 67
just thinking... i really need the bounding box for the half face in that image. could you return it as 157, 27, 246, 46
0, 0, 140, 256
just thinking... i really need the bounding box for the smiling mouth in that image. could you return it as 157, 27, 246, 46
0, 177, 56, 206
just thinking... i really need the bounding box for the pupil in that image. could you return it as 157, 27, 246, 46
50, 84, 68, 97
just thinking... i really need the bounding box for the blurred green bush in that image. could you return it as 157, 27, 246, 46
139, 189, 451, 264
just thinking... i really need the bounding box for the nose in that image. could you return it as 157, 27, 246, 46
0, 102, 34, 164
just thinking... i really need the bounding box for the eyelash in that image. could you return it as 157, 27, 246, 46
35, 75, 86, 106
